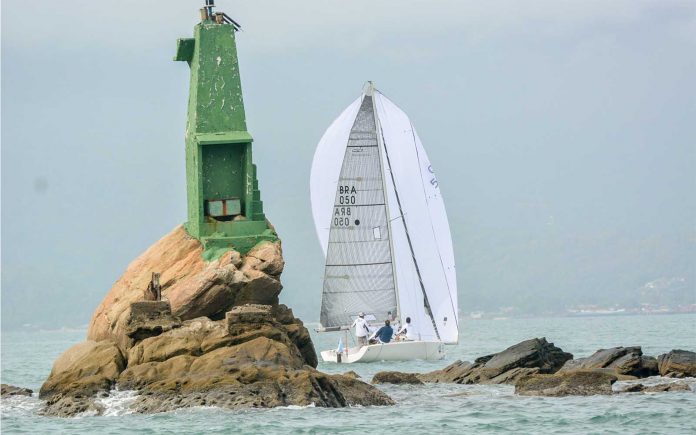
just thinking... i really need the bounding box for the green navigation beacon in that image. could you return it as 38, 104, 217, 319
174, 1, 276, 257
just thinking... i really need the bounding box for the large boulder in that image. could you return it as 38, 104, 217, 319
559, 346, 657, 378
515, 371, 618, 396
39, 340, 125, 399
657, 350, 696, 378
419, 338, 572, 385
42, 227, 391, 417
87, 226, 284, 343
42, 305, 393, 416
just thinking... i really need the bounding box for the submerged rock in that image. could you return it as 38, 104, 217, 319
419, 338, 572, 385
559, 346, 657, 378
615, 379, 694, 394
40, 228, 392, 416
372, 371, 424, 385
515, 371, 618, 396
657, 350, 696, 378
1, 384, 33, 397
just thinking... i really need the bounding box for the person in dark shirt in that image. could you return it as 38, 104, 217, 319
371, 319, 394, 344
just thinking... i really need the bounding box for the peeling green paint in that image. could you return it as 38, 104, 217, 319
176, 19, 276, 257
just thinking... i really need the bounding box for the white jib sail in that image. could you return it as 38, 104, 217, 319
374, 92, 458, 344
311, 86, 458, 343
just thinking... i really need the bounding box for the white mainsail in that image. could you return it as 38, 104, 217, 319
311, 85, 459, 344
319, 94, 397, 328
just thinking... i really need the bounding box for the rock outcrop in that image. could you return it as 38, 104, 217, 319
419, 338, 572, 385
558, 346, 657, 378
40, 227, 393, 416
372, 371, 424, 385
87, 226, 284, 344
657, 350, 696, 378
515, 371, 618, 396
1, 384, 33, 397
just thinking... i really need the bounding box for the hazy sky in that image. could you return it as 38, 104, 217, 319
2, 1, 695, 328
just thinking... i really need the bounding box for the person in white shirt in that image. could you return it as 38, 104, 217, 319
396, 317, 418, 341
351, 312, 371, 347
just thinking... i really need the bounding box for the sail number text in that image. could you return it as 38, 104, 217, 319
338, 185, 357, 205
334, 185, 358, 227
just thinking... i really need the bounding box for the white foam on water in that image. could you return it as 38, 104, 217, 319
276, 403, 317, 410
95, 389, 139, 416
0, 394, 42, 415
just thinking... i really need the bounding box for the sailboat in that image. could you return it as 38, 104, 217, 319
310, 82, 458, 363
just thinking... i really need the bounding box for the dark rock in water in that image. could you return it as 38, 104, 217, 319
419, 338, 572, 385
559, 346, 658, 378
615, 380, 693, 394
1, 384, 33, 397
639, 356, 659, 377
657, 350, 696, 378
41, 395, 105, 418
39, 230, 392, 417
343, 371, 361, 379
372, 371, 424, 385
418, 360, 471, 384
643, 381, 692, 393
515, 370, 618, 396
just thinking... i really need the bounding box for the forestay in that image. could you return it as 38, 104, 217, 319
318, 95, 397, 328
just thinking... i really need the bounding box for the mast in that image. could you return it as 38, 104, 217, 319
368, 82, 400, 323
374, 90, 442, 341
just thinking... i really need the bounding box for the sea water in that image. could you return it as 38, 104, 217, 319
2, 314, 695, 434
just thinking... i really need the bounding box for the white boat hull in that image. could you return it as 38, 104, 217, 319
320, 340, 445, 363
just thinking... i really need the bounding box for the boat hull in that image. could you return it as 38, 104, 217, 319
320, 340, 445, 363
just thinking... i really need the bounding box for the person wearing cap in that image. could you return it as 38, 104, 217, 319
350, 312, 371, 347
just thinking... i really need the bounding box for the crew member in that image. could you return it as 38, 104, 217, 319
351, 312, 371, 347
371, 319, 394, 344
397, 317, 417, 341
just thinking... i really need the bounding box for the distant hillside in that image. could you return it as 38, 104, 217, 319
458, 229, 695, 313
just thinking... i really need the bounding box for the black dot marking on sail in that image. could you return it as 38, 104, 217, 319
354, 219, 360, 225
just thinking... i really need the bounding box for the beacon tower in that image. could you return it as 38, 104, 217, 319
175, 2, 276, 256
